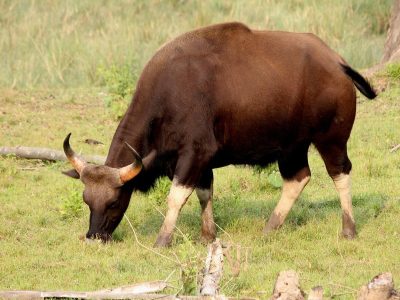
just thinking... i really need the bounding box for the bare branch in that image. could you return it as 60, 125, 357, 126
199, 238, 224, 296
390, 144, 400, 153
0, 290, 256, 300
124, 214, 180, 265
0, 146, 105, 164
0, 281, 167, 300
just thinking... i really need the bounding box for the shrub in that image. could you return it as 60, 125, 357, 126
147, 177, 171, 206
60, 188, 83, 219
253, 163, 283, 189
97, 62, 138, 120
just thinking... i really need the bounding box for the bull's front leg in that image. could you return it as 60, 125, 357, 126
154, 143, 216, 247
154, 179, 193, 247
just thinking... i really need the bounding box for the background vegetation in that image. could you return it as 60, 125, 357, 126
1, 0, 392, 89
0, 1, 399, 299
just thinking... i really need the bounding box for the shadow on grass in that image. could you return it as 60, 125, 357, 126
283, 193, 387, 231
119, 192, 388, 242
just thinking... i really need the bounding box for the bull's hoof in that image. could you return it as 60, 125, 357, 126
342, 228, 356, 239
263, 213, 281, 235
200, 232, 216, 245
342, 213, 356, 239
200, 224, 216, 244
154, 234, 172, 248
263, 225, 278, 236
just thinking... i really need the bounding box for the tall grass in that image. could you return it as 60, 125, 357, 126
0, 0, 392, 89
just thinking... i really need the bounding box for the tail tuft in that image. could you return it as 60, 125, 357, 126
341, 64, 377, 99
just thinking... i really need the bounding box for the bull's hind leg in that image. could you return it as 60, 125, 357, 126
264, 145, 311, 234
316, 143, 356, 239
264, 167, 311, 234
196, 170, 216, 243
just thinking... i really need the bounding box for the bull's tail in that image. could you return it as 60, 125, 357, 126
341, 63, 377, 99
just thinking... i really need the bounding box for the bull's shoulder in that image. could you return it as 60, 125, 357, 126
195, 21, 252, 35
154, 22, 252, 57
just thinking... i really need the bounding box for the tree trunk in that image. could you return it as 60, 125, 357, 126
382, 0, 400, 63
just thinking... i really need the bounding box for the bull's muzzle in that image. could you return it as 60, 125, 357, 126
85, 232, 112, 243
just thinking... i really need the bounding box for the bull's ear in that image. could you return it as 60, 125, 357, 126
62, 169, 80, 179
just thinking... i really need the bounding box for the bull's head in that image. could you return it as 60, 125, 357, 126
62, 133, 142, 242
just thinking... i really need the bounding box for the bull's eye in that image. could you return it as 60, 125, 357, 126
108, 201, 119, 209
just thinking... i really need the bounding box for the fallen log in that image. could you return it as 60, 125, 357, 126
0, 146, 105, 164
0, 291, 255, 300
0, 281, 167, 300
270, 270, 305, 300
358, 273, 400, 300
199, 238, 224, 296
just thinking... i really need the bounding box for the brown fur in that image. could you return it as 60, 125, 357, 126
64, 22, 375, 244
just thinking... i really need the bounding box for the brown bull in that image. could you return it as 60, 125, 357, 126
63, 22, 376, 247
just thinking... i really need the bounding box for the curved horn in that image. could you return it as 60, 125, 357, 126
63, 133, 87, 174
119, 142, 143, 183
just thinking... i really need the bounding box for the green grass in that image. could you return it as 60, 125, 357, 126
1, 1, 399, 298
1, 83, 399, 298
387, 62, 400, 81
0, 0, 392, 89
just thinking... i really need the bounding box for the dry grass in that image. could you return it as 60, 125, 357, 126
0, 0, 392, 88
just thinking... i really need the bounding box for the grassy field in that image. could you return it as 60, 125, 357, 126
1, 1, 399, 299
1, 0, 392, 89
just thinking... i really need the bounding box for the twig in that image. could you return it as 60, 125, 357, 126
17, 167, 38, 171
329, 291, 355, 298
151, 205, 196, 252
171, 252, 182, 266
213, 221, 233, 242
151, 205, 187, 239
328, 282, 358, 292
172, 286, 183, 299
336, 227, 345, 263
220, 277, 235, 292
390, 144, 400, 153
124, 214, 180, 265
244, 247, 249, 271
224, 245, 241, 277
164, 270, 176, 283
